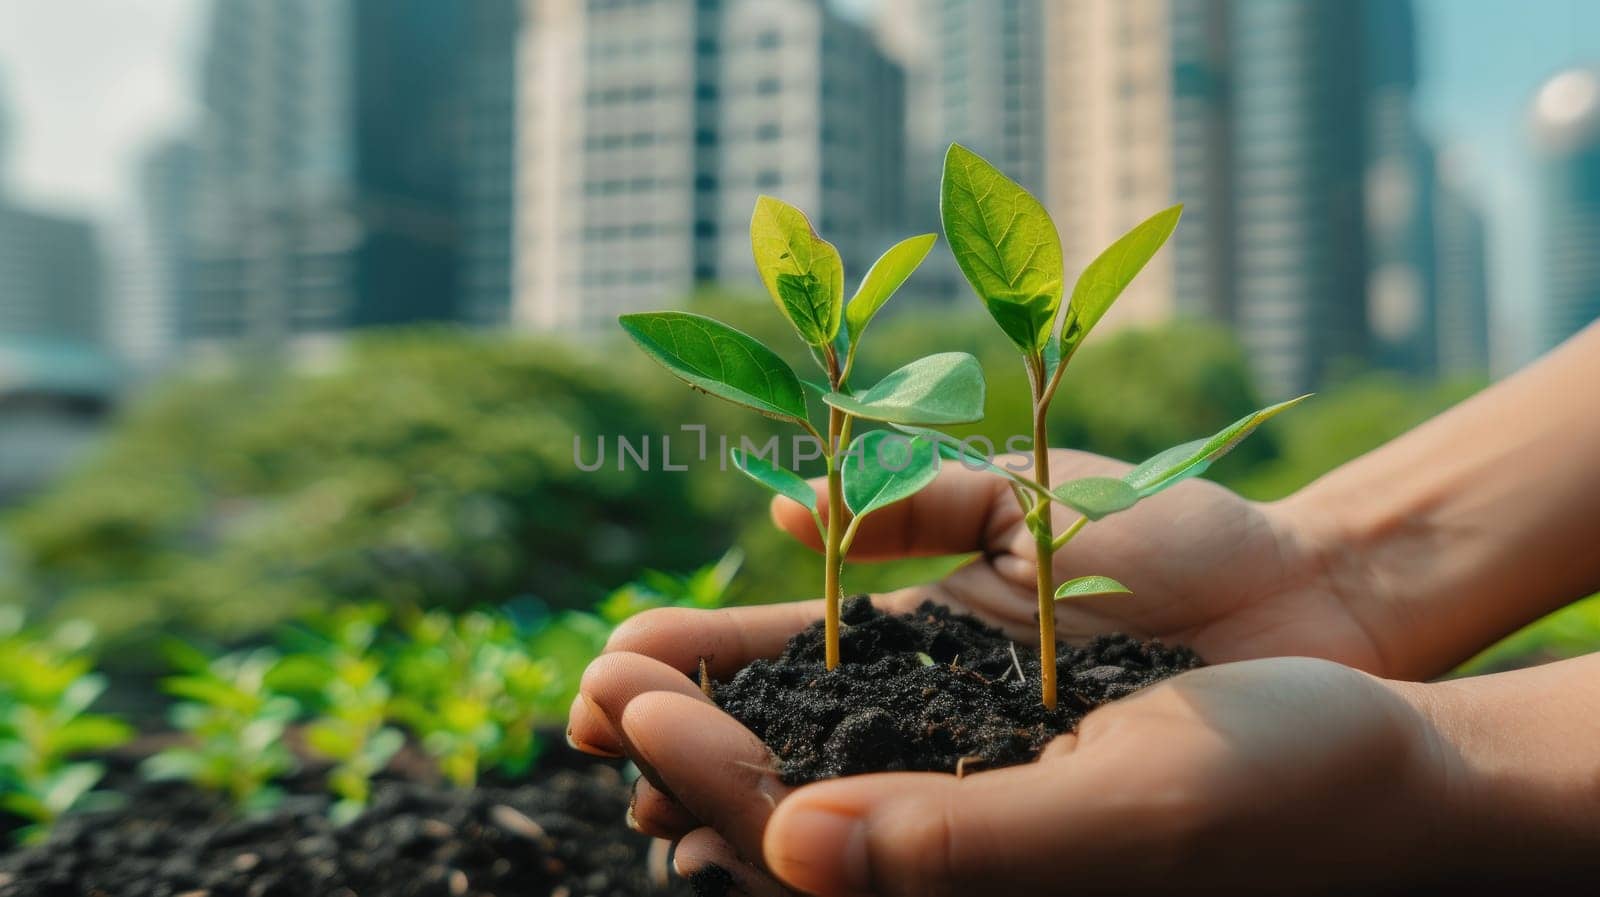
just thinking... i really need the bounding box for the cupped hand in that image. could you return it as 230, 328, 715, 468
570, 604, 1461, 896
769, 449, 1394, 676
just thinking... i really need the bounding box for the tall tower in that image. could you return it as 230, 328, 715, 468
714, 0, 905, 287
1432, 152, 1492, 377
1043, 0, 1175, 331
1363, 0, 1437, 377
186, 0, 473, 349
1530, 68, 1600, 352
1227, 0, 1371, 398
514, 0, 724, 332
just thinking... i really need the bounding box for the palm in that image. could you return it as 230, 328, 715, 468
832, 450, 1386, 674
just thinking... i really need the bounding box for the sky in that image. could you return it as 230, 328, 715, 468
0, 0, 1596, 368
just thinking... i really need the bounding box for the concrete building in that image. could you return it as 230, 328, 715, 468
515, 0, 723, 332
1043, 0, 1175, 330
1432, 156, 1492, 377
1168, 0, 1236, 323
714, 0, 905, 287
186, 0, 473, 348
1225, 0, 1372, 398
1363, 0, 1437, 377
461, 0, 521, 327
1530, 68, 1600, 352
514, 0, 904, 333
0, 205, 103, 350
876, 0, 1045, 304
120, 139, 202, 368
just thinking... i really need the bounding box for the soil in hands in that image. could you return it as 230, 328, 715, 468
713, 597, 1204, 785
0, 748, 691, 897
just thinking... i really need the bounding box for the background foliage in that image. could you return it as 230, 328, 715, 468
0, 300, 1587, 672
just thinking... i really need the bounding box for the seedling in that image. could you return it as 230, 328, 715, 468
0, 614, 132, 843
620, 197, 987, 668
270, 606, 404, 824
939, 144, 1307, 709
143, 646, 299, 812
386, 609, 561, 787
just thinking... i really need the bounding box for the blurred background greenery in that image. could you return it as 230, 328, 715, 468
0, 299, 1591, 676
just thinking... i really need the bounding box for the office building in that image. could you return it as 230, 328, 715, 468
186, 0, 473, 348
1043, 0, 1176, 330
515, 0, 904, 332
1432, 157, 1492, 377
1530, 67, 1600, 352
714, 0, 905, 286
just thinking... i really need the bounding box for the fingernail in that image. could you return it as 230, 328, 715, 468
568, 694, 624, 758
626, 778, 643, 832
769, 804, 870, 893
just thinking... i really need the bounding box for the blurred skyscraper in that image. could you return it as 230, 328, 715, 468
877, 0, 1045, 303
1432, 156, 1492, 377
182, 0, 496, 351
1363, 0, 1438, 377
1043, 0, 1176, 329
462, 0, 521, 327
1530, 68, 1600, 352
713, 0, 905, 287
120, 139, 202, 368
514, 0, 904, 332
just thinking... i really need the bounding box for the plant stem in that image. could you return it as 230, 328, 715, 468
1051, 515, 1088, 552
823, 404, 845, 671
1028, 358, 1058, 711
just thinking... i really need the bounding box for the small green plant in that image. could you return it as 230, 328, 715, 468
621, 198, 987, 668
0, 613, 132, 843
270, 606, 404, 824
386, 609, 561, 787
939, 144, 1307, 709
143, 646, 300, 812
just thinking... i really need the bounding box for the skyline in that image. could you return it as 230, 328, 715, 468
0, 0, 1596, 370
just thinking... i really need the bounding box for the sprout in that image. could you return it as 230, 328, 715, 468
143, 646, 299, 813
269, 606, 404, 824
939, 143, 1307, 709
621, 197, 987, 669
0, 617, 132, 844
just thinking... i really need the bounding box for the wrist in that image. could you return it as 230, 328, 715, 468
1387, 662, 1600, 884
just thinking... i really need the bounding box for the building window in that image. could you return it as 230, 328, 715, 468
756, 30, 780, 49
756, 169, 781, 188
756, 77, 780, 95
756, 123, 780, 141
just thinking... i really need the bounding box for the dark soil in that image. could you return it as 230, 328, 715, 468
0, 745, 692, 897
713, 597, 1203, 785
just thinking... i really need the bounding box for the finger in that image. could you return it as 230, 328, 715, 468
771, 460, 1010, 561
674, 827, 792, 897
604, 594, 925, 680
573, 651, 711, 762
620, 691, 792, 866
630, 775, 699, 840
762, 763, 1105, 897
566, 694, 623, 759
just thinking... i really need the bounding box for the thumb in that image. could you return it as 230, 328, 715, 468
769, 460, 1009, 561
762, 765, 1076, 897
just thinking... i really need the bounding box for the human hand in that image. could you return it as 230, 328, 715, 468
769, 449, 1394, 675
572, 623, 1473, 895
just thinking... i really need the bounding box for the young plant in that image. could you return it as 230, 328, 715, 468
143, 646, 300, 812
939, 143, 1307, 709
270, 606, 404, 824
386, 609, 561, 787
0, 615, 132, 843
620, 197, 986, 668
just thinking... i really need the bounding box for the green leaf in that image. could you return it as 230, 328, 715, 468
822, 352, 986, 425
48, 716, 134, 756
940, 144, 1064, 354
842, 431, 941, 518
42, 762, 105, 815
1060, 205, 1182, 355
730, 448, 818, 511
845, 233, 938, 342
751, 196, 845, 348
1051, 477, 1141, 520
1124, 395, 1312, 497
619, 312, 809, 424
1054, 576, 1133, 601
